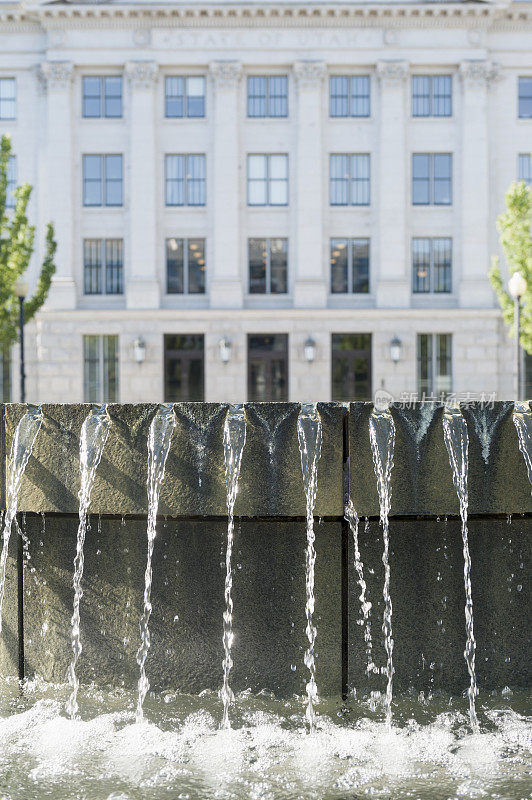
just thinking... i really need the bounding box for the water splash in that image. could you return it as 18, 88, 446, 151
513, 401, 532, 489
136, 404, 177, 723
443, 404, 479, 734
220, 404, 247, 729
297, 403, 323, 732
67, 404, 111, 720
344, 500, 375, 676
0, 405, 43, 636
369, 405, 395, 729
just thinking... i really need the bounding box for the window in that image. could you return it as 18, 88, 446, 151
330, 238, 370, 294
166, 238, 206, 294
331, 334, 372, 401
247, 154, 288, 206
330, 76, 370, 117
247, 76, 288, 117
164, 334, 204, 401
518, 78, 532, 119
0, 345, 10, 402
248, 238, 288, 294
330, 154, 370, 206
518, 154, 532, 185
165, 155, 206, 206
412, 238, 452, 293
412, 76, 452, 117
412, 154, 452, 205
0, 78, 16, 119
83, 239, 123, 295
525, 352, 532, 399
165, 77, 205, 118
82, 76, 122, 118
248, 334, 288, 402
6, 155, 16, 208
417, 333, 452, 396
83, 335, 119, 402
83, 155, 123, 207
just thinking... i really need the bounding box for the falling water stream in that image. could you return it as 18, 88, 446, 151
0, 405, 43, 636
297, 403, 323, 732
136, 404, 177, 723
513, 400, 532, 488
66, 404, 111, 720
220, 404, 247, 729
369, 405, 395, 729
344, 499, 375, 676
443, 404, 479, 734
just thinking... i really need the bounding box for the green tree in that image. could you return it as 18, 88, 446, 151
0, 134, 56, 348
489, 180, 532, 355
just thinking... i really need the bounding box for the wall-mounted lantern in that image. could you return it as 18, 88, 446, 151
304, 336, 316, 363
133, 336, 146, 364
390, 336, 402, 364
219, 337, 232, 363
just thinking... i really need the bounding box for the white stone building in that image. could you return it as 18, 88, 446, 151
0, 0, 531, 404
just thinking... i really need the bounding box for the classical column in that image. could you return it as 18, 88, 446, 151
39, 61, 76, 309
293, 61, 327, 308
125, 60, 160, 309
459, 60, 498, 307
208, 61, 243, 308
376, 60, 409, 307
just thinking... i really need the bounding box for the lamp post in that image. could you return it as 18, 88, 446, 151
508, 271, 527, 400
14, 278, 29, 404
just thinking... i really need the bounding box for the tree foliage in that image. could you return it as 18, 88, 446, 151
489, 181, 532, 355
0, 134, 56, 347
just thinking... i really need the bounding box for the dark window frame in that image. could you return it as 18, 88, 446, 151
330, 154, 370, 206
329, 75, 370, 118
164, 333, 205, 402
331, 333, 372, 401
248, 237, 288, 295
165, 154, 206, 207
330, 237, 370, 294
412, 237, 452, 294
165, 76, 206, 118
412, 153, 452, 206
412, 75, 452, 117
82, 76, 123, 118
82, 154, 123, 207
247, 333, 289, 402
166, 237, 206, 295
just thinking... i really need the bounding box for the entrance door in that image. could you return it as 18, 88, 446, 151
331, 333, 372, 401
247, 334, 288, 401
164, 334, 204, 401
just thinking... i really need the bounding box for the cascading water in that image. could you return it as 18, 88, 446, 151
0, 405, 43, 636
136, 404, 177, 723
344, 500, 375, 676
513, 401, 532, 488
220, 404, 247, 730
66, 404, 111, 720
297, 402, 323, 732
443, 404, 479, 734
369, 405, 395, 729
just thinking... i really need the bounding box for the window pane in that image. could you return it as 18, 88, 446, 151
83, 335, 100, 402
186, 155, 206, 205
248, 76, 267, 117
166, 155, 184, 205
83, 155, 102, 206
412, 154, 430, 205
412, 238, 431, 293
417, 334, 432, 396
330, 76, 349, 117
433, 154, 452, 205
166, 76, 185, 117
105, 239, 123, 294
351, 154, 370, 205
0, 78, 16, 120
166, 238, 184, 293
248, 181, 267, 205
412, 76, 431, 117
518, 77, 532, 119
436, 334, 452, 393
84, 239, 102, 294
330, 154, 349, 205
186, 77, 205, 117
104, 76, 122, 117
433, 76, 452, 117
268, 76, 288, 117
164, 334, 204, 402
433, 238, 452, 293
268, 154, 288, 180
518, 154, 532, 185
269, 179, 288, 205
82, 76, 101, 117
331, 238, 348, 293
270, 238, 288, 294
249, 238, 267, 293
188, 239, 205, 294
247, 334, 288, 402
105, 155, 123, 206
352, 239, 370, 293
248, 155, 267, 179
351, 76, 370, 117
331, 333, 372, 401
103, 335, 119, 403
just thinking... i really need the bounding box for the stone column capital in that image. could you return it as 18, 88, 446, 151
38, 61, 74, 91
459, 60, 500, 88
125, 60, 159, 89
376, 60, 410, 86
209, 61, 243, 89
293, 60, 327, 88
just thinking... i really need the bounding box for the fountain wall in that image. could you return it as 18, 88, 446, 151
0, 402, 530, 698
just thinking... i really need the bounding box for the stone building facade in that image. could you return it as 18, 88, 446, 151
1, 0, 531, 404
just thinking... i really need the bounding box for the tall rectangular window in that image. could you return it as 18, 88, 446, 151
83, 335, 119, 402
165, 155, 206, 206
83, 239, 124, 295
247, 76, 288, 117
83, 155, 123, 207
247, 154, 288, 206
330, 154, 370, 206
165, 76, 205, 118
6, 155, 16, 208
0, 345, 10, 402
330, 238, 370, 294
330, 76, 370, 117
331, 333, 372, 401
164, 334, 204, 402
82, 76, 122, 118
417, 333, 452, 396
166, 238, 206, 294
412, 153, 452, 205
518, 77, 532, 119
412, 238, 452, 293
248, 238, 288, 294
518, 154, 532, 185
412, 75, 452, 117
0, 78, 16, 119
248, 334, 288, 402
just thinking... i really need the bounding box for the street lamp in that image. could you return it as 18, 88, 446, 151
14, 277, 29, 404
508, 271, 527, 399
